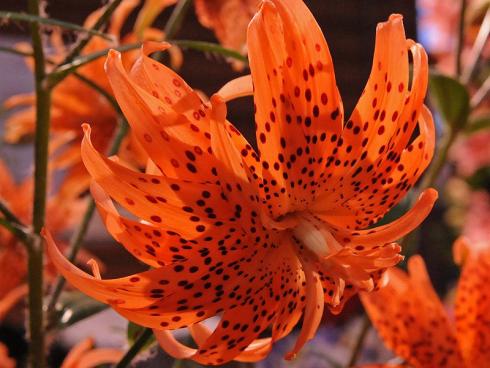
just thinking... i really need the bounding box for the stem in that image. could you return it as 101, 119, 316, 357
0, 11, 111, 39
0, 200, 24, 226
46, 119, 129, 313
346, 315, 371, 368
59, 0, 125, 66
164, 0, 193, 40
470, 75, 490, 109
456, 0, 467, 78
28, 0, 50, 365
0, 218, 31, 244
461, 8, 490, 84
114, 328, 153, 368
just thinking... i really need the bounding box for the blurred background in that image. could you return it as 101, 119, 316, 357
1, 0, 489, 367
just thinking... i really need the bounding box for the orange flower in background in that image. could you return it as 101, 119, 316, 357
135, 0, 259, 68
0, 160, 80, 321
360, 238, 490, 368
0, 337, 123, 368
45, 0, 436, 364
3, 0, 148, 198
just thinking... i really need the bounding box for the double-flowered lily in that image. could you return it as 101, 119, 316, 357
360, 238, 490, 368
45, 0, 437, 364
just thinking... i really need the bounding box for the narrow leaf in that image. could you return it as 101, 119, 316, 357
0, 11, 112, 40
172, 40, 247, 63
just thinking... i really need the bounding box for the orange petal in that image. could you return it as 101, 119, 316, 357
44, 228, 211, 311
0, 284, 28, 320
194, 0, 258, 67
216, 75, 253, 102
134, 0, 177, 37
333, 188, 438, 248
82, 124, 245, 238
284, 259, 324, 360
61, 338, 94, 368
361, 256, 465, 368
105, 44, 229, 182
0, 342, 15, 368
454, 244, 490, 366
247, 0, 343, 218
312, 16, 431, 230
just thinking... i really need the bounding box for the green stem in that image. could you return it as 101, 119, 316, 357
0, 11, 111, 39
164, 0, 193, 40
461, 8, 490, 84
456, 0, 467, 78
345, 315, 371, 368
0, 200, 24, 226
0, 218, 31, 245
46, 119, 129, 313
114, 328, 153, 368
28, 0, 50, 365
59, 0, 125, 66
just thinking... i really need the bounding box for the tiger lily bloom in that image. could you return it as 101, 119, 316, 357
359, 237, 490, 368
45, 0, 437, 364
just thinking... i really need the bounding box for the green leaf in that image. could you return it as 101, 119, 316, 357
49, 291, 107, 329
429, 72, 470, 131
465, 114, 490, 134
0, 11, 112, 40
172, 40, 248, 63
127, 322, 156, 351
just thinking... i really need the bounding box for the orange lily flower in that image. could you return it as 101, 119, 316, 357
360, 238, 490, 368
45, 0, 437, 364
3, 0, 148, 197
0, 160, 80, 321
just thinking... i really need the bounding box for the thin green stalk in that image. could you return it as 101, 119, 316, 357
345, 315, 371, 368
46, 119, 129, 313
0, 200, 24, 225
0, 217, 31, 244
164, 0, 193, 40
28, 0, 50, 365
60, 0, 125, 66
172, 40, 248, 63
114, 328, 153, 368
0, 11, 111, 39
461, 8, 490, 84
456, 0, 468, 78
470, 75, 490, 109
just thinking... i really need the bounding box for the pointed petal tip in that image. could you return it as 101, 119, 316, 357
142, 41, 171, 56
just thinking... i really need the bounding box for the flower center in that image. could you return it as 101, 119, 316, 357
292, 213, 343, 259
261, 210, 341, 259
